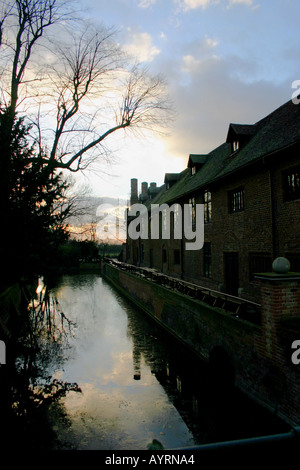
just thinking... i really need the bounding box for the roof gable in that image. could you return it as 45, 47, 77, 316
164, 173, 180, 183
187, 154, 208, 168
226, 124, 257, 143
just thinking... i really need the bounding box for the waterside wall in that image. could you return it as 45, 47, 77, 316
103, 261, 300, 426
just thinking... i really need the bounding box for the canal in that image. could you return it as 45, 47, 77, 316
19, 272, 289, 451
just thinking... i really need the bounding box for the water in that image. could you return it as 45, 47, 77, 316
32, 273, 287, 451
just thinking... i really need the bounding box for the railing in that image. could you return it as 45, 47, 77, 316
103, 258, 261, 325
170, 426, 300, 451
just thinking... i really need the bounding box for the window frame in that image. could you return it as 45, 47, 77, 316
285, 252, 300, 272
189, 197, 196, 230
162, 248, 167, 264
228, 186, 245, 213
249, 252, 272, 280
173, 249, 181, 265
233, 140, 239, 152
204, 189, 212, 224
283, 166, 300, 201
203, 242, 212, 278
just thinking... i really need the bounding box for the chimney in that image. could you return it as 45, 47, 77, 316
141, 182, 148, 195
130, 178, 138, 206
150, 182, 157, 189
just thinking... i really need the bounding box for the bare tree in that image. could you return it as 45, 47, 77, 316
40, 29, 172, 174
0, 0, 173, 175
0, 0, 67, 116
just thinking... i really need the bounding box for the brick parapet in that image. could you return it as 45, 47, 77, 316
255, 273, 300, 423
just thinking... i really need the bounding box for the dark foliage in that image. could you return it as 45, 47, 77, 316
0, 108, 71, 287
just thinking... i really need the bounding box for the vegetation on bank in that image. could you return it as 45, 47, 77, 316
52, 240, 123, 269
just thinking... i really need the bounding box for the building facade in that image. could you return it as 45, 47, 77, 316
125, 98, 300, 302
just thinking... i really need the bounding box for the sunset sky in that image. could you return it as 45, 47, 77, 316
75, 0, 300, 202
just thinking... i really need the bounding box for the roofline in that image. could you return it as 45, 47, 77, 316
162, 137, 300, 204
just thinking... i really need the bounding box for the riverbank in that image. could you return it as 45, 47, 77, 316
102, 260, 300, 428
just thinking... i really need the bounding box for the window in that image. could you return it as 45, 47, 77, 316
285, 253, 300, 272
189, 197, 196, 230
229, 186, 245, 213
174, 249, 181, 265
141, 244, 144, 263
162, 248, 167, 263
283, 166, 300, 201
203, 242, 212, 278
233, 140, 239, 152
191, 165, 197, 176
204, 190, 212, 223
249, 252, 272, 280
162, 207, 168, 236
173, 203, 182, 238
149, 248, 153, 268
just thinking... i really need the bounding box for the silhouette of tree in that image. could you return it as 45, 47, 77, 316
0, 0, 172, 285
0, 108, 71, 285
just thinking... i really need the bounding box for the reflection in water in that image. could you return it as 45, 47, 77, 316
0, 276, 82, 452
34, 273, 287, 451
45, 274, 197, 450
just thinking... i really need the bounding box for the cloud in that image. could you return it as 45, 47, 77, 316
176, 0, 212, 10
181, 54, 201, 73
228, 0, 253, 6
175, 0, 256, 10
137, 0, 157, 7
204, 37, 219, 48
164, 53, 291, 159
180, 36, 219, 73
124, 30, 161, 63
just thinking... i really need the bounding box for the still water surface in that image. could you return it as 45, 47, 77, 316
43, 273, 286, 450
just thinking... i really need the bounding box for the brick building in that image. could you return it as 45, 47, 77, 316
125, 98, 300, 302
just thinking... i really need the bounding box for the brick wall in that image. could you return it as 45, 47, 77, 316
254, 273, 300, 425
271, 150, 300, 259
126, 149, 300, 303
104, 262, 300, 425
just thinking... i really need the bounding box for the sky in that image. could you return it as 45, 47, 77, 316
74, 0, 300, 202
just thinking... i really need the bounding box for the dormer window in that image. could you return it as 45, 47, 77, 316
164, 173, 180, 190
226, 123, 256, 155
188, 154, 207, 175
233, 140, 239, 152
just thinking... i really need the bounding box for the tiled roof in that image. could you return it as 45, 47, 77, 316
226, 124, 256, 142
151, 98, 300, 205
188, 154, 208, 166
164, 173, 181, 183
